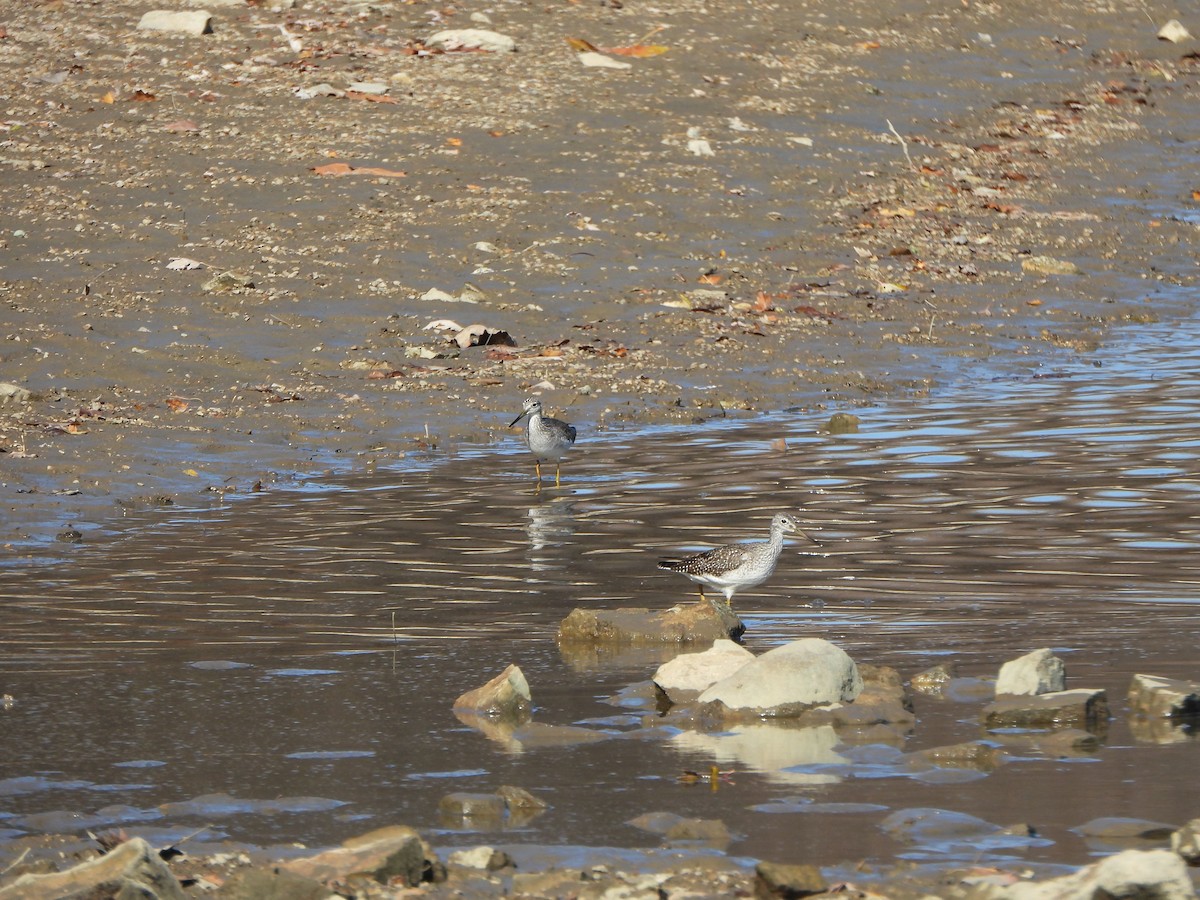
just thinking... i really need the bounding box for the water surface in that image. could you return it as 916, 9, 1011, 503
1, 317, 1199, 875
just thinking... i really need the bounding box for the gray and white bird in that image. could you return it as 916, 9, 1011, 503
509, 397, 577, 487
658, 513, 811, 608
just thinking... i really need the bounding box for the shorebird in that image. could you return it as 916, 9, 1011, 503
658, 513, 812, 608
509, 397, 577, 488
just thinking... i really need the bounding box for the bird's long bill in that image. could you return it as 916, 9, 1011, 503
509, 411, 528, 428
797, 528, 821, 546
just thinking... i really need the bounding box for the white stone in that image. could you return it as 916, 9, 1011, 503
698, 638, 862, 712
427, 28, 516, 53
996, 648, 1065, 696
1002, 849, 1194, 900
1157, 19, 1192, 43
653, 639, 754, 702
577, 51, 632, 70
136, 10, 214, 35
448, 846, 496, 869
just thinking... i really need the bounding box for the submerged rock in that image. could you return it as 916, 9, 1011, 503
983, 688, 1109, 733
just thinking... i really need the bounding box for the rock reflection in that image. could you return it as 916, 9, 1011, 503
670, 723, 848, 786
1127, 716, 1199, 745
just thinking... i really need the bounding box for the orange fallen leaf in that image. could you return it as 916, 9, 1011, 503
131, 89, 157, 102
488, 129, 506, 137
166, 397, 190, 412
65, 423, 85, 435
1027, 299, 1043, 306
606, 43, 668, 57
446, 137, 463, 147
100, 91, 115, 104
566, 36, 599, 52
854, 40, 881, 51
1192, 190, 1200, 201
698, 273, 724, 285
345, 90, 398, 104
752, 291, 773, 313
311, 162, 407, 177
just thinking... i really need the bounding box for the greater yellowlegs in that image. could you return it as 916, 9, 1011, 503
509, 397, 577, 487
658, 513, 811, 608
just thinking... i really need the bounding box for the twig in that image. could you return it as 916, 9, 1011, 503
886, 119, 915, 171
1, 848, 30, 875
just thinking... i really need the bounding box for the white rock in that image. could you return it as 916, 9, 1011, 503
1157, 19, 1192, 42
294, 83, 343, 100
653, 640, 755, 702
687, 139, 715, 157
136, 10, 214, 35
448, 846, 497, 869
1002, 849, 1194, 900
699, 638, 863, 712
347, 81, 388, 95
996, 648, 1065, 697
577, 51, 632, 70
428, 28, 516, 53
0, 383, 32, 405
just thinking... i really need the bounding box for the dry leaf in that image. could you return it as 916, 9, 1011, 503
311, 162, 407, 178
698, 273, 724, 285
854, 40, 881, 51
166, 397, 190, 412
606, 44, 668, 57
446, 137, 463, 147
100, 91, 115, 104
566, 36, 599, 51
184, 468, 199, 477
131, 89, 157, 102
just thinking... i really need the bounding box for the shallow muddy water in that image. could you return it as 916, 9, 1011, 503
2, 315, 1200, 878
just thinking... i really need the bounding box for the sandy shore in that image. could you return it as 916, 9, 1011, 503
1, 0, 1197, 550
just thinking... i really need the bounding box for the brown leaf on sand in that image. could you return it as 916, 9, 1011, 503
166, 397, 190, 413
131, 89, 157, 102
606, 44, 668, 57
311, 162, 407, 177
566, 36, 600, 52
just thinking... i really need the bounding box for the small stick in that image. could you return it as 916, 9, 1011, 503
886, 119, 915, 171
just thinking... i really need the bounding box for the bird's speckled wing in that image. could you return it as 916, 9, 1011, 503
658, 542, 754, 575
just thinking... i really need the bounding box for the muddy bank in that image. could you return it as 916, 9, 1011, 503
1, 0, 1198, 549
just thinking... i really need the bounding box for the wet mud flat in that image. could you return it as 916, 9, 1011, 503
1, 0, 1198, 548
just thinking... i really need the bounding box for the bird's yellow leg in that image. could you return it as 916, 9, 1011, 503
534, 460, 542, 481
555, 464, 562, 488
